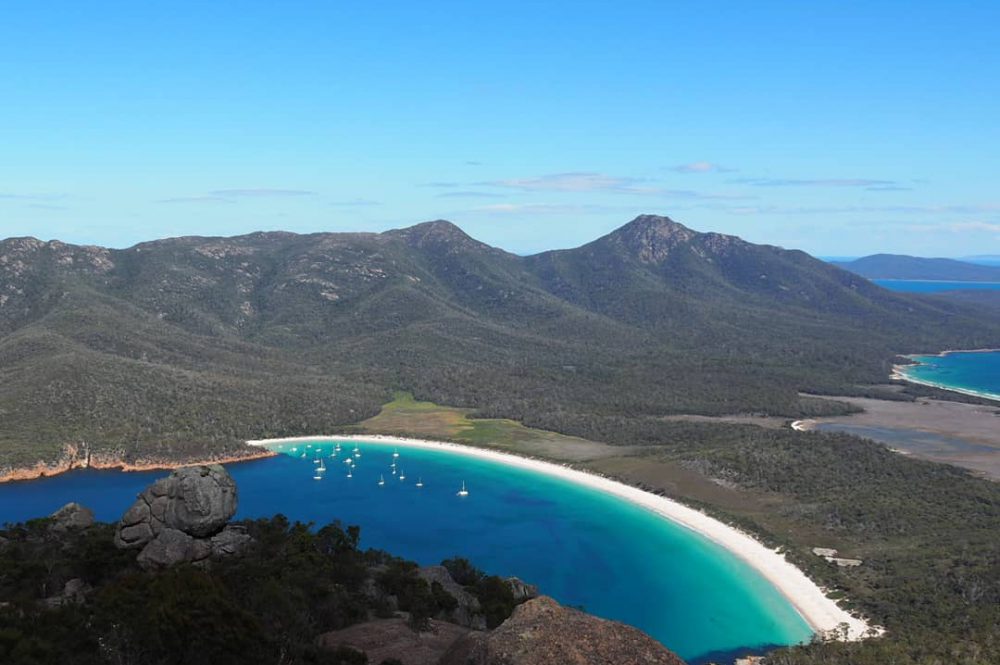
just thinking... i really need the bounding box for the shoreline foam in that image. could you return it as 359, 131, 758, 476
248, 433, 879, 642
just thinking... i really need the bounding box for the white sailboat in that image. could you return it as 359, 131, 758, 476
415, 477, 424, 488
456, 481, 469, 497
335, 443, 342, 453
317, 460, 326, 472
392, 448, 400, 458
378, 474, 385, 486
399, 469, 406, 481
353, 445, 362, 458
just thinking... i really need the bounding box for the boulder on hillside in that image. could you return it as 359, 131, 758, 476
439, 596, 685, 665
504, 576, 539, 602
418, 565, 486, 629
114, 465, 245, 568
49, 503, 95, 531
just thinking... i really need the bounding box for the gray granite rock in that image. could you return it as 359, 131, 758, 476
49, 503, 95, 531
114, 465, 246, 568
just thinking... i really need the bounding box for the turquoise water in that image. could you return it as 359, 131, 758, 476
899, 350, 1000, 401
874, 279, 1000, 293
0, 439, 812, 662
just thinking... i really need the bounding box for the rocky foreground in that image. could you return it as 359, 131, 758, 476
0, 465, 685, 665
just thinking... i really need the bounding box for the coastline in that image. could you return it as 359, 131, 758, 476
248, 433, 879, 642
0, 446, 277, 485
891, 350, 1000, 403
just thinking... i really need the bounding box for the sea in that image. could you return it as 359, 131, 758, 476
873, 279, 1000, 294
0, 439, 812, 663
895, 350, 1000, 401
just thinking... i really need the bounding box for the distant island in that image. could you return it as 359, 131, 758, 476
833, 253, 1000, 282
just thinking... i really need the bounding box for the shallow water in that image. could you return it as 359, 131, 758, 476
899, 350, 1000, 401
0, 439, 813, 662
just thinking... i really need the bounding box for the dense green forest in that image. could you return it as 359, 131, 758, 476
0, 515, 521, 665
1, 216, 997, 469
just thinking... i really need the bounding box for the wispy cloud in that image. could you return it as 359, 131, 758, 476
865, 185, 913, 192
732, 177, 898, 188
477, 172, 752, 201
0, 192, 67, 202
329, 198, 381, 207
466, 202, 640, 215
436, 191, 507, 199
700, 202, 1000, 217
27, 203, 69, 210
670, 161, 736, 173
209, 188, 316, 197
158, 196, 233, 205
419, 181, 462, 188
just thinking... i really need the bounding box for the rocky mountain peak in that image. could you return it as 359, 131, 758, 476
603, 214, 699, 263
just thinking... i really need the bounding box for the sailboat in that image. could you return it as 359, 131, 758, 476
399, 469, 406, 481
317, 460, 326, 473
335, 443, 342, 453
456, 481, 469, 497
347, 469, 353, 478
415, 477, 424, 488
353, 445, 362, 458
392, 448, 400, 458
378, 474, 385, 486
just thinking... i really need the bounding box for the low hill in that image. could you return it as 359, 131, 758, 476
834, 253, 1000, 281
1, 215, 998, 469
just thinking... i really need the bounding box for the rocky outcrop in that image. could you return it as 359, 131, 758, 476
114, 465, 249, 568
504, 576, 539, 603
440, 596, 685, 665
418, 565, 486, 630
49, 502, 95, 531
317, 617, 474, 665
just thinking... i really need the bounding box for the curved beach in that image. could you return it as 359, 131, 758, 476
891, 350, 1000, 403
247, 433, 878, 641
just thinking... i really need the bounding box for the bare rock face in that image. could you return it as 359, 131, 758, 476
504, 576, 539, 603
115, 465, 244, 568
440, 596, 685, 665
418, 565, 486, 629
49, 503, 95, 531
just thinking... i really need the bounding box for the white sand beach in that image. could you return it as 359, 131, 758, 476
247, 434, 879, 641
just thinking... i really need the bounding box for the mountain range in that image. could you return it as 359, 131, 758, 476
834, 254, 1000, 281
2, 214, 997, 468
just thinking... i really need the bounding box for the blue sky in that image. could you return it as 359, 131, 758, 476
1, 1, 998, 257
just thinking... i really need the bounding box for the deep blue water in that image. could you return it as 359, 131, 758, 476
873, 279, 1000, 293
899, 350, 1000, 401
0, 440, 812, 662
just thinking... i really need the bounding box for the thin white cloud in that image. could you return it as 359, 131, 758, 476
670, 162, 736, 173
467, 202, 639, 215
732, 177, 897, 188
478, 172, 752, 200
209, 188, 316, 197
0, 192, 67, 201
436, 191, 507, 199
158, 196, 233, 205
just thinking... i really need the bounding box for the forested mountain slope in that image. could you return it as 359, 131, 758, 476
1, 215, 997, 467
